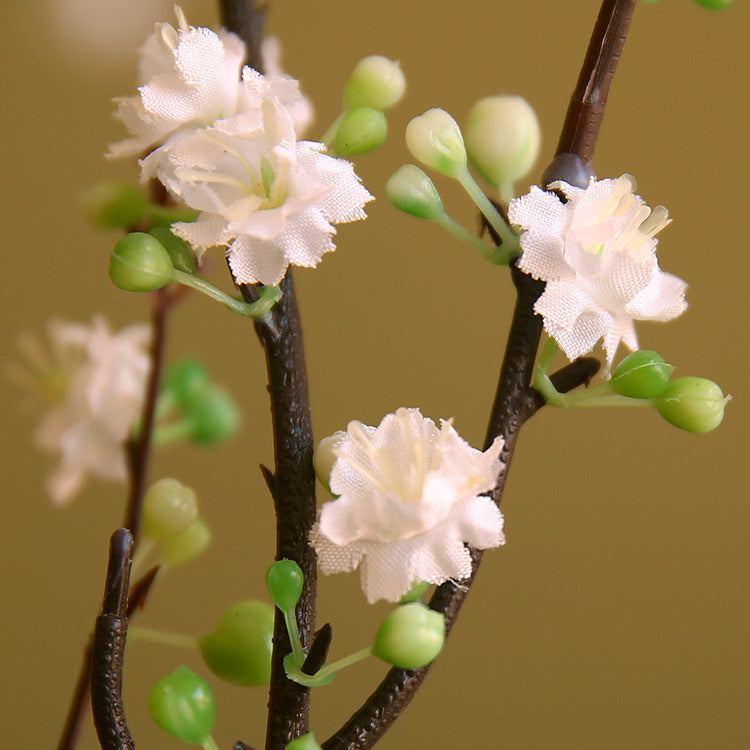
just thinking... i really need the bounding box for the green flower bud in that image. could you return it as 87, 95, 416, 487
149, 226, 197, 274
163, 359, 210, 408
266, 559, 304, 612
160, 518, 211, 567
334, 107, 388, 157
694, 0, 731, 9
198, 600, 275, 686
313, 431, 346, 490
385, 165, 445, 221
464, 95, 541, 190
610, 350, 673, 399
187, 385, 240, 444
81, 181, 149, 229
148, 666, 216, 745
372, 602, 445, 670
143, 478, 198, 540
655, 377, 729, 433
344, 55, 406, 111
286, 733, 323, 750
405, 109, 467, 178
109, 232, 173, 292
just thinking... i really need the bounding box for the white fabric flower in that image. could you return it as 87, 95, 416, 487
11, 317, 150, 505
509, 175, 687, 369
150, 98, 373, 285
310, 408, 505, 604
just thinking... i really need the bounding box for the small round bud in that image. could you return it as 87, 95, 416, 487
344, 55, 406, 111
334, 107, 388, 157
610, 350, 672, 399
143, 478, 198, 540
160, 518, 211, 567
313, 431, 346, 490
81, 181, 149, 229
187, 386, 240, 444
149, 226, 197, 274
372, 602, 445, 670
286, 733, 323, 750
148, 666, 216, 744
163, 359, 210, 408
266, 559, 304, 612
405, 109, 467, 178
385, 165, 445, 221
464, 95, 541, 190
694, 0, 732, 9
655, 377, 729, 433
109, 232, 173, 292
198, 600, 275, 687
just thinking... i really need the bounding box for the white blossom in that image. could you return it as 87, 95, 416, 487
150, 98, 373, 285
508, 175, 687, 369
11, 317, 150, 505
310, 408, 505, 604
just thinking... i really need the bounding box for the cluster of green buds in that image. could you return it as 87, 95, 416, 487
325, 55, 406, 157
155, 359, 240, 447
265, 560, 445, 688
109, 227, 281, 318
387, 95, 541, 266
535, 347, 730, 433
141, 478, 211, 568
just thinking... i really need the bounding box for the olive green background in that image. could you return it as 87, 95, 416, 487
1, 1, 747, 748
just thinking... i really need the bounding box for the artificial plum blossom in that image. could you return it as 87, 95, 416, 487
151, 98, 373, 285
508, 175, 687, 369
108, 8, 312, 160
11, 317, 150, 504
310, 408, 505, 603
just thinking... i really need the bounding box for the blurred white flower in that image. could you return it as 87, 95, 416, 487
509, 175, 687, 369
150, 98, 373, 285
310, 408, 505, 604
11, 317, 150, 505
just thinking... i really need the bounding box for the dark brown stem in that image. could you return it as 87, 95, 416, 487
322, 1, 634, 746
91, 530, 135, 750
218, 0, 268, 72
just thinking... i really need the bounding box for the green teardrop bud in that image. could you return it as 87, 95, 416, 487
110, 232, 173, 292
313, 431, 346, 491
610, 350, 673, 399
286, 733, 323, 750
143, 478, 198, 540
187, 385, 240, 444
372, 602, 445, 670
405, 109, 467, 178
694, 0, 732, 9
655, 376, 729, 433
385, 165, 445, 221
464, 95, 541, 191
266, 559, 304, 612
333, 107, 388, 157
163, 359, 210, 408
344, 55, 406, 111
148, 666, 216, 744
198, 600, 275, 686
81, 181, 149, 229
149, 226, 197, 274
160, 518, 211, 567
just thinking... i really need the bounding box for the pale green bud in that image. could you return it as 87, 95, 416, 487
372, 602, 445, 670
405, 109, 467, 178
160, 518, 211, 567
385, 165, 445, 220
286, 733, 323, 750
313, 431, 346, 490
344, 55, 406, 111
610, 350, 673, 399
143, 478, 199, 540
655, 376, 729, 433
110, 232, 174, 292
334, 107, 388, 157
464, 95, 541, 190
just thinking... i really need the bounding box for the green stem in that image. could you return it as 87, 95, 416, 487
171, 270, 281, 317
202, 735, 221, 750
498, 180, 515, 205
436, 214, 514, 265
148, 204, 199, 225
151, 419, 194, 446
312, 646, 373, 682
127, 626, 199, 650
283, 608, 305, 667
321, 113, 344, 149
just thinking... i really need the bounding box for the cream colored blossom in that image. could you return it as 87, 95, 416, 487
311, 408, 505, 603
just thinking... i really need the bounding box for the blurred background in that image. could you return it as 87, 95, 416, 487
1, 0, 747, 747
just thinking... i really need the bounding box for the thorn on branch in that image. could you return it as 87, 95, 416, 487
301, 623, 333, 675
